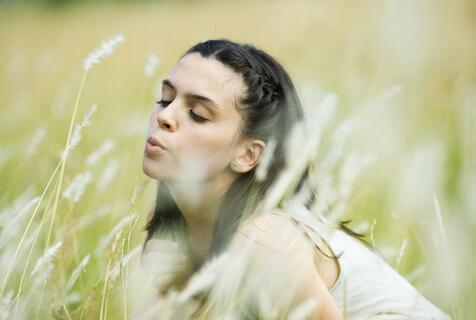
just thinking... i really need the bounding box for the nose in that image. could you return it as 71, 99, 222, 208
156, 103, 177, 131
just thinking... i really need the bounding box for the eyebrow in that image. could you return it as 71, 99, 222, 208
162, 79, 220, 112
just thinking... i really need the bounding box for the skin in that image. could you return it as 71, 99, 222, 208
142, 52, 342, 319
229, 214, 343, 319
142, 52, 265, 265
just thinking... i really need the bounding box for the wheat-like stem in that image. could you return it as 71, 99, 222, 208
13, 176, 58, 312
0, 158, 63, 297
62, 304, 73, 320
99, 255, 113, 320
45, 70, 88, 249
122, 181, 139, 320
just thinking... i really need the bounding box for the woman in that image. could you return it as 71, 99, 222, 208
140, 39, 450, 319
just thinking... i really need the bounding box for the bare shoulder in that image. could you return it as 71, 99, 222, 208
230, 212, 316, 257
228, 213, 343, 320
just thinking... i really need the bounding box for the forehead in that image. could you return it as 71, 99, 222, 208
165, 53, 247, 110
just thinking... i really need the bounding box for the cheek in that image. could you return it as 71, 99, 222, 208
178, 128, 235, 176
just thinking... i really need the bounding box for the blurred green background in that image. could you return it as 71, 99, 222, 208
0, 0, 474, 318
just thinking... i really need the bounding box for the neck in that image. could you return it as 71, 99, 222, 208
165, 171, 236, 254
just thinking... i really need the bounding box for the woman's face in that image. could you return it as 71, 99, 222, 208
142, 52, 248, 182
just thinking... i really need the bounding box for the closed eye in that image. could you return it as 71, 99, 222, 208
156, 99, 209, 123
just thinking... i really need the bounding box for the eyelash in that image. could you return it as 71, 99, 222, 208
156, 99, 208, 123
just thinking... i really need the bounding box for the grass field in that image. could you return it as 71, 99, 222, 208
0, 0, 475, 318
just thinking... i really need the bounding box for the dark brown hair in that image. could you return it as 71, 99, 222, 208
144, 39, 364, 263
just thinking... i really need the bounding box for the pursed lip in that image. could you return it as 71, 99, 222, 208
147, 136, 167, 150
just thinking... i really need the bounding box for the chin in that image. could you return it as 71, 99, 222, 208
142, 158, 161, 179
142, 157, 173, 181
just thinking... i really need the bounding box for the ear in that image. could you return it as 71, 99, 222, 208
231, 139, 266, 173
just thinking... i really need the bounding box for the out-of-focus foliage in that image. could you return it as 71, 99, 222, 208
0, 0, 194, 9
0, 0, 474, 318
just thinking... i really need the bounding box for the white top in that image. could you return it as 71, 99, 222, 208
272, 203, 451, 320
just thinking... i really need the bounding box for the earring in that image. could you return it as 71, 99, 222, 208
230, 161, 240, 169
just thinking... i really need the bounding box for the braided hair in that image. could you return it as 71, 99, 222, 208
144, 39, 361, 261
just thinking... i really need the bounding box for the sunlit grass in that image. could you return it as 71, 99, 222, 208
0, 0, 474, 318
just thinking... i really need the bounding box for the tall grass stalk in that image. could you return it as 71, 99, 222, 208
0, 159, 63, 297
13, 177, 59, 312
45, 70, 88, 249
